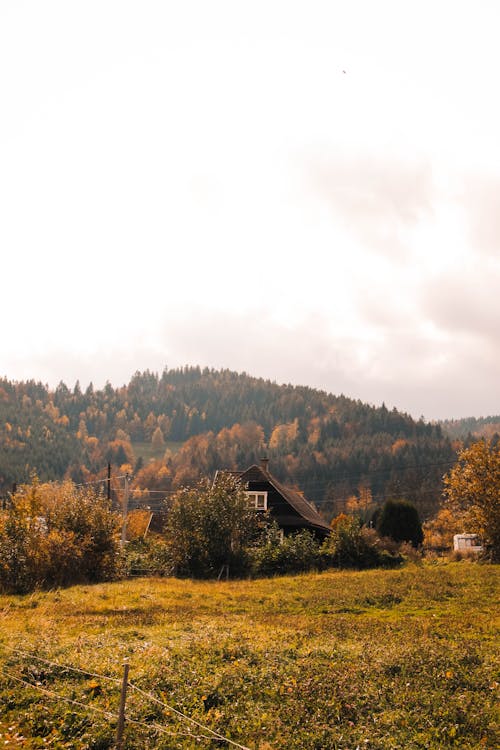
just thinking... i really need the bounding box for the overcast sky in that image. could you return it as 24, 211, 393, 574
1, 1, 499, 420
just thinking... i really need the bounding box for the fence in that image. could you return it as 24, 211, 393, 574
0, 643, 251, 749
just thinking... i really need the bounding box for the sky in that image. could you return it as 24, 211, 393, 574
1, 1, 499, 421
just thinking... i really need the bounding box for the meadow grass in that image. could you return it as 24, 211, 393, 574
0, 562, 498, 749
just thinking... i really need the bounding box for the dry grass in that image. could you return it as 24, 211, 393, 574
0, 562, 498, 748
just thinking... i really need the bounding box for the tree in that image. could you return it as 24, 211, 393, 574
377, 499, 423, 547
163, 474, 263, 578
151, 426, 165, 450
443, 440, 500, 561
422, 506, 462, 551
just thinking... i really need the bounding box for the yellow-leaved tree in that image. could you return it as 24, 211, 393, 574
443, 440, 500, 561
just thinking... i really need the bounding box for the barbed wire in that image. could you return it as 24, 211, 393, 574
0, 667, 117, 721
0, 647, 252, 748
0, 667, 216, 742
129, 682, 252, 750
0, 643, 122, 685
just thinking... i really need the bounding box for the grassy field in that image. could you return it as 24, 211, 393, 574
0, 562, 498, 749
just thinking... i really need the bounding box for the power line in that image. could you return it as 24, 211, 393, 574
126, 458, 456, 497
285, 458, 457, 484
75, 474, 128, 488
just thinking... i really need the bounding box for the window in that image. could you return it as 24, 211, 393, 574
246, 491, 268, 510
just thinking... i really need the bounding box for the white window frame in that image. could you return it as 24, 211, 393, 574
246, 491, 268, 510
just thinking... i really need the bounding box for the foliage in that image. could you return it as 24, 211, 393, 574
0, 479, 121, 593
440, 415, 500, 441
324, 514, 401, 568
0, 369, 454, 522
162, 474, 263, 578
423, 506, 463, 551
0, 565, 498, 749
123, 536, 173, 577
250, 524, 326, 576
125, 508, 153, 541
443, 439, 500, 561
377, 499, 424, 547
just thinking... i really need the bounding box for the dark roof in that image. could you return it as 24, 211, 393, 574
217, 464, 330, 534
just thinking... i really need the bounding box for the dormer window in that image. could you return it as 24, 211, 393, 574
247, 491, 268, 510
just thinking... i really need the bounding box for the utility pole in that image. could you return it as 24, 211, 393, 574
120, 473, 130, 546
107, 463, 111, 502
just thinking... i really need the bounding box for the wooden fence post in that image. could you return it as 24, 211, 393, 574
115, 662, 130, 750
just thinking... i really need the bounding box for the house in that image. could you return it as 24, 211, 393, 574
216, 458, 330, 539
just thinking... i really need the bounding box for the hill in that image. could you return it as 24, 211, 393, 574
0, 367, 455, 520
440, 415, 500, 441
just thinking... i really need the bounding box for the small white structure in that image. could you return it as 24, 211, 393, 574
453, 534, 483, 553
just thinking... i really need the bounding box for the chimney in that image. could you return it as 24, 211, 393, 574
260, 457, 269, 473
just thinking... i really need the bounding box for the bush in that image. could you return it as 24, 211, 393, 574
376, 499, 424, 547
123, 536, 174, 577
250, 524, 326, 576
163, 475, 263, 578
0, 479, 121, 593
324, 514, 402, 569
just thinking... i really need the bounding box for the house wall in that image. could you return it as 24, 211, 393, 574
239, 465, 329, 538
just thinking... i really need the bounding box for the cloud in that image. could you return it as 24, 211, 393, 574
160, 309, 357, 392
2, 304, 499, 420
308, 154, 434, 259
420, 265, 500, 344
158, 308, 500, 419
462, 175, 500, 257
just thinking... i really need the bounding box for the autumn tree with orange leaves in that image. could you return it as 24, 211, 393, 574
443, 440, 500, 561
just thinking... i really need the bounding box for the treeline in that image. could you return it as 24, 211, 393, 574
0, 367, 456, 520
439, 415, 500, 441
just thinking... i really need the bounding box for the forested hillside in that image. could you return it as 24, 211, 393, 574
440, 415, 500, 441
0, 367, 456, 521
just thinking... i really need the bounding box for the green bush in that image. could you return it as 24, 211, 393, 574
163, 475, 263, 578
324, 514, 402, 569
250, 524, 327, 576
377, 499, 424, 547
123, 536, 174, 577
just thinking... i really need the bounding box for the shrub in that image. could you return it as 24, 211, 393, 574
163, 474, 263, 578
123, 536, 174, 577
422, 506, 461, 552
324, 514, 402, 569
376, 499, 424, 547
0, 479, 121, 593
250, 524, 326, 576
